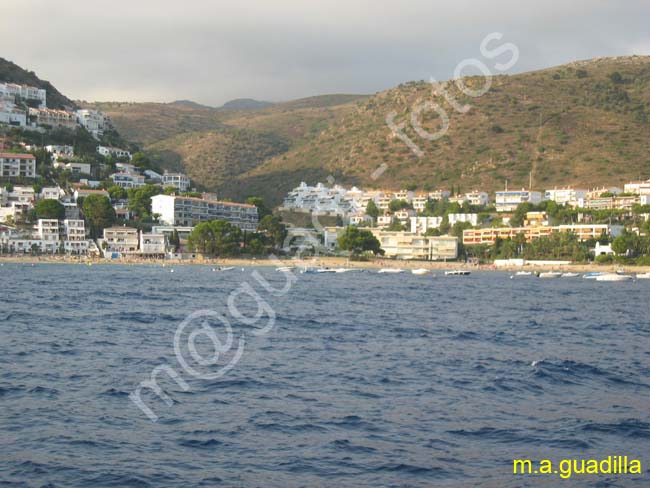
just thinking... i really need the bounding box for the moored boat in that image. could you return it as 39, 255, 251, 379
378, 268, 404, 274
595, 273, 633, 282
411, 268, 429, 275
561, 272, 580, 278
635, 272, 650, 279
582, 272, 604, 279
445, 270, 471, 276
538, 271, 562, 278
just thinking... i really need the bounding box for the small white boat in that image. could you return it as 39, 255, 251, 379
315, 268, 337, 273
213, 266, 235, 272
561, 272, 580, 278
596, 273, 633, 282
515, 271, 533, 276
411, 268, 429, 275
378, 268, 404, 274
538, 271, 562, 278
332, 268, 355, 273
445, 270, 471, 276
582, 272, 604, 280
276, 266, 294, 272
635, 272, 650, 279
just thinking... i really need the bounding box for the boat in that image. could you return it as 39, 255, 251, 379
538, 271, 562, 278
411, 268, 429, 275
561, 272, 580, 278
595, 273, 633, 282
315, 267, 337, 273
635, 272, 650, 279
378, 268, 404, 274
332, 268, 355, 273
515, 271, 533, 276
445, 270, 471, 276
582, 272, 604, 280
213, 266, 235, 272
276, 266, 294, 272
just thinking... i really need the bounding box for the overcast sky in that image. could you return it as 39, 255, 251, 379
2, 0, 649, 106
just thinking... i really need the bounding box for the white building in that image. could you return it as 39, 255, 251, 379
76, 109, 109, 139
495, 190, 543, 212
97, 146, 132, 160
371, 230, 458, 260
36, 219, 60, 242
0, 82, 47, 108
103, 226, 139, 254
0, 101, 27, 127
0, 153, 36, 178
110, 172, 145, 189
544, 187, 588, 206
45, 145, 74, 161
624, 179, 650, 195
139, 232, 167, 255
410, 216, 443, 234
40, 187, 64, 200
62, 219, 87, 253
29, 108, 77, 129
464, 191, 489, 206
448, 213, 478, 226
162, 171, 191, 192
151, 194, 259, 231
282, 182, 361, 215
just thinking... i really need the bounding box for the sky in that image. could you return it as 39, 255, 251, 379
1, 0, 649, 106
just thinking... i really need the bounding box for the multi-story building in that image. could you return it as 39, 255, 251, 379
624, 179, 650, 195
36, 219, 60, 242
97, 146, 132, 160
39, 186, 63, 200
151, 194, 259, 231
139, 232, 167, 255
54, 161, 92, 175
0, 101, 27, 127
462, 224, 616, 245
29, 108, 77, 129
63, 219, 88, 253
410, 216, 443, 234
448, 213, 478, 226
544, 187, 587, 206
584, 195, 638, 211
103, 226, 139, 254
45, 145, 74, 161
0, 153, 36, 178
465, 191, 489, 207
162, 171, 191, 192
110, 172, 145, 189
370, 230, 458, 260
428, 190, 451, 200
495, 189, 543, 212
76, 109, 109, 139
0, 83, 47, 108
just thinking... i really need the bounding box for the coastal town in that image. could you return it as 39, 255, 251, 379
2, 81, 650, 266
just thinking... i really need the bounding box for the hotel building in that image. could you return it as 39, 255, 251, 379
151, 194, 259, 231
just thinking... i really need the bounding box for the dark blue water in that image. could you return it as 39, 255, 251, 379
1, 263, 649, 487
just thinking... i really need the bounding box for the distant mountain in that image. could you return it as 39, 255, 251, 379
220, 98, 275, 111
0, 57, 77, 110
169, 99, 214, 110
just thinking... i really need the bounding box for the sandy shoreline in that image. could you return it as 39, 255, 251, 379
1, 254, 649, 273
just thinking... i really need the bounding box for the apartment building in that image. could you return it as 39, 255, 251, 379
0, 82, 47, 108
54, 161, 92, 175
76, 109, 109, 138
29, 108, 77, 129
0, 102, 27, 127
162, 171, 191, 192
624, 179, 650, 195
97, 146, 132, 160
110, 172, 145, 189
63, 219, 88, 253
544, 187, 587, 206
139, 232, 167, 255
371, 230, 458, 260
584, 195, 639, 211
103, 226, 139, 254
463, 224, 613, 245
0, 153, 36, 178
495, 190, 543, 212
151, 194, 259, 231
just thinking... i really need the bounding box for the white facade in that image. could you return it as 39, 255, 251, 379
465, 191, 489, 206
282, 182, 361, 215
110, 172, 145, 189
0, 153, 36, 178
103, 226, 139, 254
624, 180, 650, 195
76, 109, 108, 138
448, 213, 478, 226
371, 230, 458, 260
0, 101, 27, 127
151, 194, 259, 231
544, 187, 587, 206
495, 190, 543, 212
139, 232, 167, 254
410, 216, 443, 234
40, 187, 63, 200
45, 145, 74, 160
0, 82, 47, 108
162, 171, 191, 192
97, 146, 132, 160
29, 108, 77, 129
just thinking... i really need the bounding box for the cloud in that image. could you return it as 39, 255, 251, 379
1, 0, 649, 105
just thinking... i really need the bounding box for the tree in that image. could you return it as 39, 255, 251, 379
107, 185, 127, 201
451, 221, 473, 240
169, 229, 180, 252
257, 214, 287, 249
337, 226, 383, 256
612, 230, 641, 257
127, 184, 162, 220
388, 199, 412, 212
35, 199, 65, 220
187, 220, 243, 256
365, 200, 379, 222
387, 219, 406, 231
246, 197, 272, 219
82, 194, 115, 238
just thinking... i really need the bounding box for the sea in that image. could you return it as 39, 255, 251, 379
1, 263, 649, 487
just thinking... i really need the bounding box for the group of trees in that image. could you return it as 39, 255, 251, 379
337, 226, 383, 256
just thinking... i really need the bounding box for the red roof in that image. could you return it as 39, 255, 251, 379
0, 153, 36, 160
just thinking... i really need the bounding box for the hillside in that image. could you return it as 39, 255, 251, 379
227, 56, 650, 204
0, 57, 76, 110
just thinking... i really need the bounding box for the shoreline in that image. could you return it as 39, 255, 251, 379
2, 255, 649, 273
